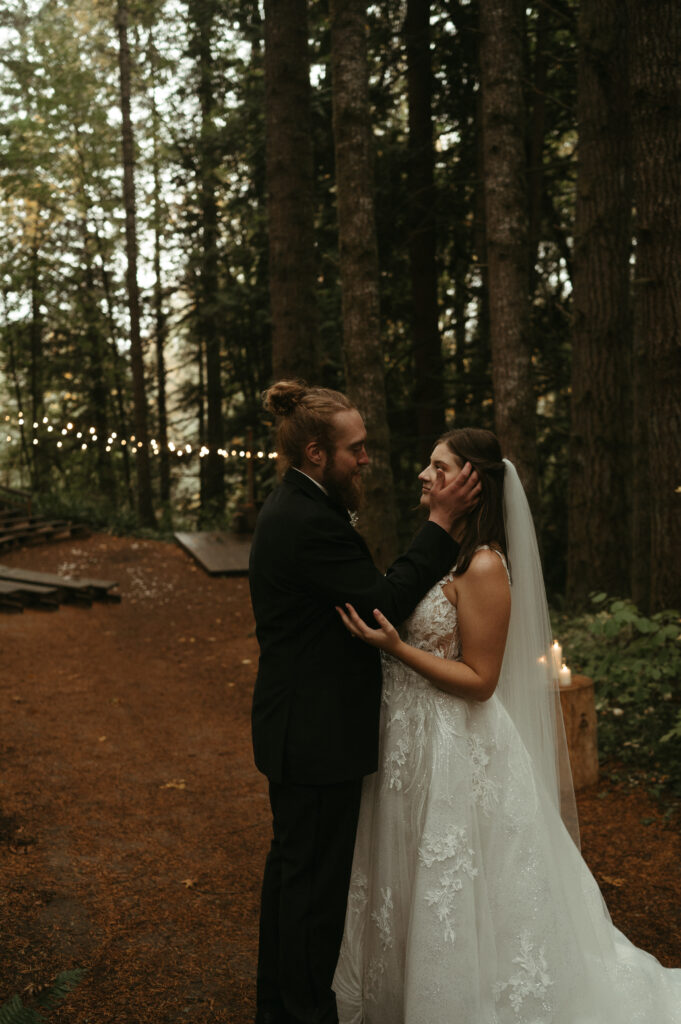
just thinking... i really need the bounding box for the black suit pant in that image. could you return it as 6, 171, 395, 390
256, 777, 363, 1024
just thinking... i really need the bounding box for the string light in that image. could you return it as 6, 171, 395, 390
0, 413, 277, 461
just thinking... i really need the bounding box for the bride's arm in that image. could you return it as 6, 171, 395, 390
337, 550, 510, 702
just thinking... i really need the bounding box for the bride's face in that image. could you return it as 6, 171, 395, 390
418, 443, 464, 507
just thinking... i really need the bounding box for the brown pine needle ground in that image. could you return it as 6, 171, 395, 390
0, 534, 679, 1023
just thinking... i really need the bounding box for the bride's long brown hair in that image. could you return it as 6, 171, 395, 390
437, 428, 508, 577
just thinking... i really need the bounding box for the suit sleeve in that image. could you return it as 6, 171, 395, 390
296, 511, 458, 626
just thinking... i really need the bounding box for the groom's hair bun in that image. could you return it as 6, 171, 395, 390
262, 379, 355, 468
263, 380, 308, 418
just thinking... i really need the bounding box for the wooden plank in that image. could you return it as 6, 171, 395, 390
0, 579, 60, 610
0, 509, 30, 522
0, 566, 118, 603
174, 531, 252, 576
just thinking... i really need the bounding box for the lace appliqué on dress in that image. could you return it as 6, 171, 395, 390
494, 932, 554, 1017
371, 887, 394, 951
346, 869, 368, 912
384, 734, 409, 791
419, 825, 477, 944
468, 732, 500, 814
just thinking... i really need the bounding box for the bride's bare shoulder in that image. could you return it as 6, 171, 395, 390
458, 547, 509, 592
442, 546, 508, 608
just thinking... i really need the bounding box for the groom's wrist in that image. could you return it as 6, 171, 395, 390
427, 512, 452, 534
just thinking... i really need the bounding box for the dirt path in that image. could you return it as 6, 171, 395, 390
0, 534, 679, 1023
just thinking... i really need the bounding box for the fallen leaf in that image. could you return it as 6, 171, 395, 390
181, 878, 197, 888
98, 736, 107, 743
161, 779, 186, 790
600, 875, 625, 887
241, 658, 252, 665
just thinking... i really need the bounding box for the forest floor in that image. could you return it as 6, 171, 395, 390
0, 533, 680, 1024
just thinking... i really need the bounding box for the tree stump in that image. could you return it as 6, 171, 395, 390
559, 674, 599, 790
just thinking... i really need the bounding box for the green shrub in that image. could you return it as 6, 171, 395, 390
553, 595, 681, 797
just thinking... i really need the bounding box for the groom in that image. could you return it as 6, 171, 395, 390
249, 381, 479, 1024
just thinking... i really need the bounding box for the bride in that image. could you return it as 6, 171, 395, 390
332, 428, 681, 1023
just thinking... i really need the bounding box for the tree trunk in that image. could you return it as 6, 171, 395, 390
479, 0, 537, 507
83, 244, 118, 504
189, 0, 225, 517
2, 296, 30, 480
27, 232, 48, 489
567, 0, 632, 605
471, 86, 491, 424
148, 27, 171, 508
330, 0, 398, 569
405, 0, 445, 463
627, 0, 681, 611
116, 0, 156, 527
527, 1, 548, 281
264, 0, 319, 381
92, 223, 134, 505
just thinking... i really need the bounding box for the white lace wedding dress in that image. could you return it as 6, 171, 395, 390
333, 551, 681, 1024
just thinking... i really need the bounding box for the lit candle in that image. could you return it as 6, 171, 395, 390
551, 641, 562, 676
559, 662, 572, 687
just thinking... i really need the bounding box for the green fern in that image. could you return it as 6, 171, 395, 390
0, 969, 85, 1024
0, 994, 40, 1024
32, 970, 85, 1012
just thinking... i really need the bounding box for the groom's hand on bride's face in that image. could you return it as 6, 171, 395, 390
428, 462, 481, 531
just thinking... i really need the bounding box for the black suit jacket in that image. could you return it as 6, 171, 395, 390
249, 468, 459, 785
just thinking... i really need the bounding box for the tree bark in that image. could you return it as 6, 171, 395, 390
527, 1, 549, 281
93, 227, 134, 507
28, 234, 47, 489
330, 0, 398, 570
627, 0, 681, 611
567, 0, 632, 605
116, 0, 156, 527
147, 27, 171, 509
479, 0, 537, 507
264, 0, 319, 381
188, 0, 225, 517
405, 0, 445, 463
82, 241, 118, 504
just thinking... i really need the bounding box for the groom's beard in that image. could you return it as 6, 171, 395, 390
322, 459, 365, 512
